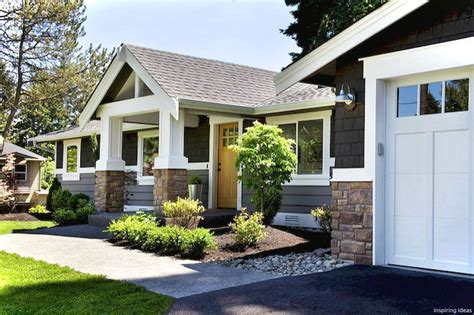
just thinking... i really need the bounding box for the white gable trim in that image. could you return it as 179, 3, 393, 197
78, 46, 178, 129
274, 0, 429, 93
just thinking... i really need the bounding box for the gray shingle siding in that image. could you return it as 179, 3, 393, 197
57, 173, 95, 200
122, 132, 138, 166
184, 116, 210, 163
55, 141, 63, 169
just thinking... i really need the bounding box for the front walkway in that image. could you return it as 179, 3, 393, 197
0, 225, 277, 298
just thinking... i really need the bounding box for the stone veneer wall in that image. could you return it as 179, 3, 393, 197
95, 171, 124, 212
153, 169, 188, 210
331, 181, 373, 265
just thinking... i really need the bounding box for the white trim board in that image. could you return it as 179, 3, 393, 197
274, 0, 428, 93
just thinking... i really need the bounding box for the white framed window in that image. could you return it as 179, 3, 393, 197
137, 129, 159, 185
266, 110, 333, 186
62, 139, 81, 181
14, 164, 27, 181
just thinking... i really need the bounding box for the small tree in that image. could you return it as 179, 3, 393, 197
231, 121, 297, 224
46, 177, 62, 212
0, 153, 18, 212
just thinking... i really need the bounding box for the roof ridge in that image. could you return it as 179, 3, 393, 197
123, 43, 278, 75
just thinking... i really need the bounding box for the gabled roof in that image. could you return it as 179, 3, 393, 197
1, 141, 46, 161
78, 43, 335, 130
126, 44, 278, 107
274, 0, 429, 93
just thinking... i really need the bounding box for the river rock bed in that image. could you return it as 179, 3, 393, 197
218, 248, 353, 276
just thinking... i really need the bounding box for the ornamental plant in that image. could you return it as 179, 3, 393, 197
0, 154, 17, 212
161, 197, 205, 228
230, 121, 297, 224
311, 205, 332, 233
229, 209, 266, 248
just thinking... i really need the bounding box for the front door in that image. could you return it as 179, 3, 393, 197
217, 123, 238, 208
386, 77, 472, 274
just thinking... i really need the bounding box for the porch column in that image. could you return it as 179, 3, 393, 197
153, 109, 188, 211
95, 116, 125, 212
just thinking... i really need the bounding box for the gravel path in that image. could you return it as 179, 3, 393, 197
0, 225, 278, 298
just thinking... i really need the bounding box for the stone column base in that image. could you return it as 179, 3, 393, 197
331, 181, 373, 265
94, 171, 124, 213
153, 169, 188, 211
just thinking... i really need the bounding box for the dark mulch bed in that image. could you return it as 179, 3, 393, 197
0, 213, 39, 221
202, 226, 330, 262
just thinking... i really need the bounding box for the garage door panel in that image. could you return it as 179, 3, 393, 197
395, 174, 428, 217
434, 173, 469, 219
394, 216, 426, 259
433, 218, 469, 264
395, 133, 428, 173
434, 129, 469, 174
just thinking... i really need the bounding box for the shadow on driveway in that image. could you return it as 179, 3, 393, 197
169, 265, 474, 314
20, 224, 108, 240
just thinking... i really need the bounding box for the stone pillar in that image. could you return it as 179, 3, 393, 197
153, 169, 188, 211
95, 171, 125, 212
331, 181, 373, 265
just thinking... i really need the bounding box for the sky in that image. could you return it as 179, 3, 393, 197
81, 0, 300, 71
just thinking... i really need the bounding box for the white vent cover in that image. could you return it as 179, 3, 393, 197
285, 215, 300, 226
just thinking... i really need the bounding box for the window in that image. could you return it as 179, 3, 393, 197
142, 136, 159, 176
14, 164, 27, 181
397, 79, 469, 117
66, 145, 78, 173
279, 119, 323, 175
222, 126, 239, 147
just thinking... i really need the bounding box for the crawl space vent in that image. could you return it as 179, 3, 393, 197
285, 215, 300, 226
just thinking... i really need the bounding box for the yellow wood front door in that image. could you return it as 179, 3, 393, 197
217, 123, 238, 209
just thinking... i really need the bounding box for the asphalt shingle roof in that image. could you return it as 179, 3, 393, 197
1, 141, 46, 161
257, 83, 334, 107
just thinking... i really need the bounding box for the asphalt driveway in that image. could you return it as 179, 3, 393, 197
169, 265, 474, 314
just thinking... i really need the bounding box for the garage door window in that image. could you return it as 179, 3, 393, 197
397, 78, 469, 117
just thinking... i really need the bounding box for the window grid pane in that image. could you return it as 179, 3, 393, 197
420, 82, 442, 115
297, 120, 323, 175
66, 146, 78, 173
445, 79, 469, 113
397, 85, 418, 117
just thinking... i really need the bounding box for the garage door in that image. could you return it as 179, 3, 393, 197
386, 77, 472, 274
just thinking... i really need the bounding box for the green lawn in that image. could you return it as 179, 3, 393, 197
0, 220, 56, 235
0, 251, 174, 314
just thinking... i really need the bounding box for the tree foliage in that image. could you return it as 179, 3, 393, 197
0, 0, 112, 149
281, 0, 387, 61
231, 122, 297, 224
0, 153, 18, 212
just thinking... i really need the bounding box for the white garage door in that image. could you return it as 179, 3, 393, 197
386, 76, 472, 274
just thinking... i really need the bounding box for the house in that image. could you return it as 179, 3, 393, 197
276, 0, 474, 273
0, 136, 47, 206
30, 45, 335, 229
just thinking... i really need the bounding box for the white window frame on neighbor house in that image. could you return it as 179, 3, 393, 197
137, 129, 159, 185
266, 110, 334, 186
62, 138, 81, 181
14, 164, 27, 182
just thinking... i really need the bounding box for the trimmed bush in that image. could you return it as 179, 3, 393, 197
107, 214, 216, 258
67, 193, 89, 210
229, 209, 266, 248
52, 202, 94, 226
161, 197, 205, 228
28, 205, 48, 214
51, 189, 72, 213
46, 177, 61, 212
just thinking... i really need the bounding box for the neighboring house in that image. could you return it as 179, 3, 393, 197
276, 0, 474, 273
0, 137, 47, 206
30, 44, 335, 229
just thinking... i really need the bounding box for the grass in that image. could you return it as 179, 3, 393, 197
0, 220, 56, 235
0, 251, 174, 314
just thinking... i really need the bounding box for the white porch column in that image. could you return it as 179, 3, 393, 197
154, 109, 188, 169
153, 109, 188, 211
96, 116, 125, 171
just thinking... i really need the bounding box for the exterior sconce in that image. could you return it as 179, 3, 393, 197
335, 84, 357, 111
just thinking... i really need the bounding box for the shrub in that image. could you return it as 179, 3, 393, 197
28, 205, 48, 214
161, 197, 205, 228
311, 205, 332, 233
107, 216, 216, 258
50, 189, 72, 213
230, 121, 297, 224
40, 157, 55, 190
52, 202, 95, 226
188, 175, 203, 185
46, 177, 61, 212
67, 193, 89, 210
229, 209, 266, 248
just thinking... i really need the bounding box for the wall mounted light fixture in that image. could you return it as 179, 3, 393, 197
335, 84, 357, 111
